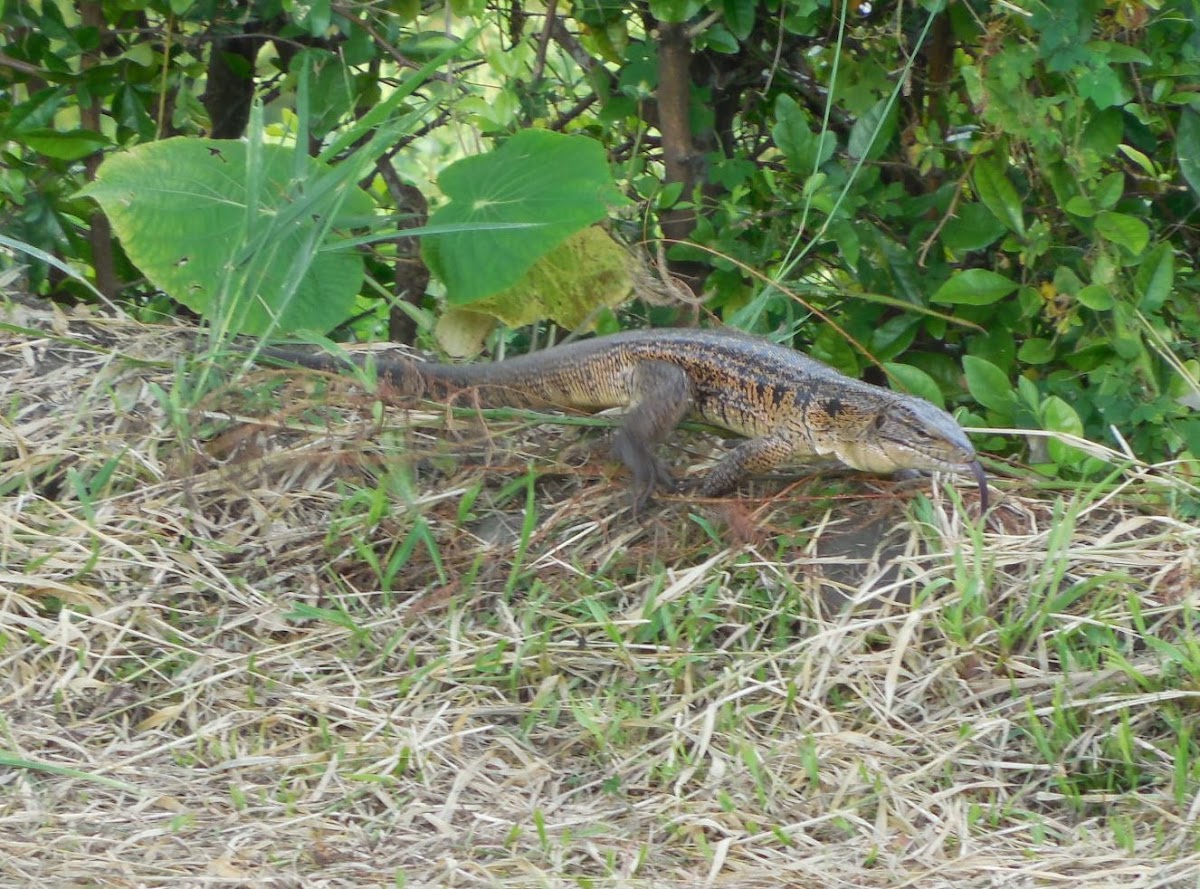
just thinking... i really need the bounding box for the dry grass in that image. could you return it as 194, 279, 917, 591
2, 301, 1199, 888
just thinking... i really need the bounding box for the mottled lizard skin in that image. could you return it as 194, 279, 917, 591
253, 328, 988, 513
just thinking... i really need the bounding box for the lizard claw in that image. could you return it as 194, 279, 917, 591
627, 459, 678, 518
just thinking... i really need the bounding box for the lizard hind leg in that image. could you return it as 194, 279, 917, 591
610, 360, 692, 514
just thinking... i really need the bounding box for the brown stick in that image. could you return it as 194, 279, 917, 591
79, 1, 119, 298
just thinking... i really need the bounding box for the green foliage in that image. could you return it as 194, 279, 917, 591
422, 130, 630, 303
3, 0, 1200, 488
932, 270, 1018, 307
79, 138, 373, 335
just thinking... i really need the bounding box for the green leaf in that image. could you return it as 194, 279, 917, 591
697, 22, 739, 54
301, 0, 331, 37
931, 268, 1018, 306
123, 42, 155, 67
1017, 338, 1055, 365
293, 49, 355, 138
874, 230, 923, 304
1077, 64, 1131, 109
573, 0, 625, 28
1087, 41, 1151, 65
395, 31, 463, 62
940, 203, 1006, 252
1077, 284, 1114, 311
1031, 2, 1093, 69
772, 94, 835, 174
1182, 419, 1200, 457
1063, 195, 1095, 217
655, 180, 684, 209
423, 130, 628, 304
810, 325, 859, 374
1094, 211, 1149, 255
1117, 145, 1156, 178
78, 138, 373, 335
722, 0, 756, 40
883, 362, 944, 408
963, 355, 1015, 417
1041, 395, 1088, 467
1136, 242, 1174, 313
1053, 265, 1083, 295
647, 0, 705, 22
869, 314, 919, 360
1080, 107, 1123, 159
848, 99, 896, 162
1177, 108, 1200, 202
961, 65, 984, 108
830, 220, 860, 269
973, 326, 1017, 371
21, 128, 110, 160
1092, 171, 1125, 209
973, 156, 1026, 237
1017, 375, 1041, 412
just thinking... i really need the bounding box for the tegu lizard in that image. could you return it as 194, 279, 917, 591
251, 328, 988, 512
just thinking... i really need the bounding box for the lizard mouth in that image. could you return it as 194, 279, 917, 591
964, 459, 989, 513
936, 459, 989, 514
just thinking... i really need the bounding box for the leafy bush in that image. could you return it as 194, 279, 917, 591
2, 0, 1198, 481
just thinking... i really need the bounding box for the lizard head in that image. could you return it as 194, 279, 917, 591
834, 394, 988, 511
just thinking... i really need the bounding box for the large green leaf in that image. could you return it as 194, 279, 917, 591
78, 138, 373, 335
422, 130, 628, 304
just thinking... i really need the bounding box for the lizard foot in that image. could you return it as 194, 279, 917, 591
627, 458, 679, 518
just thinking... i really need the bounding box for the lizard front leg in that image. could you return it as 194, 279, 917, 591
611, 360, 692, 514
694, 434, 799, 496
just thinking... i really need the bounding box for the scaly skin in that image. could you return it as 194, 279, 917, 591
255, 328, 988, 512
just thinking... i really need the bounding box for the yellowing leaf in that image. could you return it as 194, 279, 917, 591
449, 227, 633, 337
423, 130, 629, 304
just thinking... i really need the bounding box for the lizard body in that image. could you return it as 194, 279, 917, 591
256, 328, 988, 511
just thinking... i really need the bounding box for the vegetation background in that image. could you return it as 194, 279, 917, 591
3, 0, 1199, 484
3, 0, 1200, 885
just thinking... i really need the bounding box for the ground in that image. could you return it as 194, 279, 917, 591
2, 299, 1198, 887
